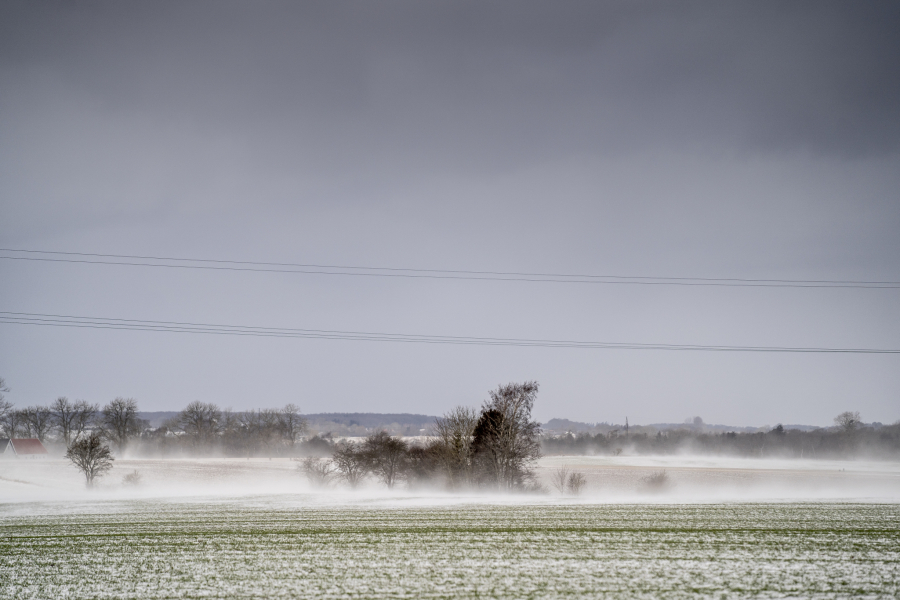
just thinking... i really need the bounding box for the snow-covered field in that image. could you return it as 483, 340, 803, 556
1, 457, 898, 598
1, 499, 898, 598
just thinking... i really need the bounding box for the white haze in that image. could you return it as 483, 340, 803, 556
1, 456, 897, 513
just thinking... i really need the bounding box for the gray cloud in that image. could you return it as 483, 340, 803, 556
3, 1, 898, 171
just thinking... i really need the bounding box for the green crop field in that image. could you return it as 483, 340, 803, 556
1, 499, 898, 599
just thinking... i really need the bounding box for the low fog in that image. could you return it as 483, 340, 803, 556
3, 455, 899, 511
2, 384, 897, 510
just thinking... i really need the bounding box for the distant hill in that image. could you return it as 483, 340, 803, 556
138, 412, 179, 427
541, 418, 599, 433
542, 418, 824, 435
139, 412, 823, 435
305, 413, 437, 427
646, 423, 770, 433
137, 411, 438, 436
303, 413, 438, 437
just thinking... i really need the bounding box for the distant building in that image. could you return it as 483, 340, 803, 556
0, 438, 9, 456
5, 438, 49, 458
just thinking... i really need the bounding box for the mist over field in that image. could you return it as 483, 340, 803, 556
3, 456, 899, 506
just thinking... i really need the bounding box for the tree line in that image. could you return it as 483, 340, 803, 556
0, 394, 309, 458
542, 411, 900, 460
0, 377, 546, 492
0, 391, 135, 447
302, 381, 543, 492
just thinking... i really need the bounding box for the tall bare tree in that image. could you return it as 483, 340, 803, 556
102, 398, 141, 453
1, 409, 25, 438
835, 411, 861, 432
65, 432, 114, 487
220, 409, 240, 433
279, 404, 307, 448
53, 398, 98, 444
22, 405, 54, 442
550, 466, 571, 494
238, 408, 280, 454
433, 406, 478, 489
72, 400, 98, 442
178, 401, 222, 449
218, 409, 245, 454
0, 377, 12, 431
51, 397, 77, 444
472, 381, 542, 490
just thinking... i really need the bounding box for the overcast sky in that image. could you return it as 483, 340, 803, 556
1, 1, 898, 426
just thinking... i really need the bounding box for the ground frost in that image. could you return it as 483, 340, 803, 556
0, 501, 897, 598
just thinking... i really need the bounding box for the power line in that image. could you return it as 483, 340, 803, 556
1, 248, 897, 288
1, 311, 897, 353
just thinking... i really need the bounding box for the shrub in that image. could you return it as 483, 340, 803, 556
639, 470, 671, 493
298, 457, 335, 488
567, 472, 587, 495
550, 466, 570, 494
122, 470, 142, 487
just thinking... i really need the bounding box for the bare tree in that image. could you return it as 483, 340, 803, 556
639, 470, 671, 493
472, 381, 542, 490
239, 408, 280, 454
122, 470, 143, 487
22, 405, 54, 442
279, 404, 307, 448
1, 408, 26, 438
550, 466, 571, 494
16, 410, 32, 438
0, 378, 12, 434
433, 406, 478, 489
72, 400, 98, 442
102, 398, 142, 453
835, 411, 861, 432
65, 432, 114, 487
217, 409, 242, 453
567, 472, 587, 495
0, 402, 12, 435
363, 431, 409, 489
52, 397, 76, 444
332, 441, 369, 488
549, 467, 586, 495
0, 377, 10, 414
406, 442, 442, 487
299, 456, 335, 487
220, 409, 240, 433
178, 401, 222, 450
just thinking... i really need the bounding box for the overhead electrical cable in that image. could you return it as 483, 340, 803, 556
1, 312, 897, 353
1, 248, 897, 288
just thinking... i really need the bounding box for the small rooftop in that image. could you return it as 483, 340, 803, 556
10, 438, 49, 456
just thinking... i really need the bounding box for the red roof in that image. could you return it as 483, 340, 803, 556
10, 439, 48, 455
